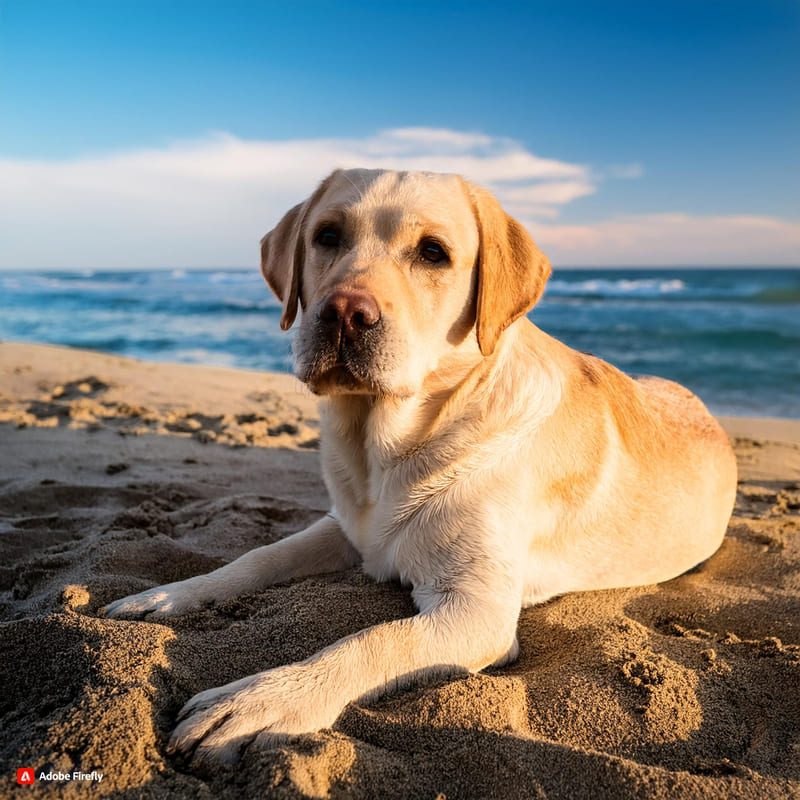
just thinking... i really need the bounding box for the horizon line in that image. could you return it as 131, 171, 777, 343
2, 264, 800, 274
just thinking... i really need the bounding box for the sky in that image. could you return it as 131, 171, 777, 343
0, 0, 798, 269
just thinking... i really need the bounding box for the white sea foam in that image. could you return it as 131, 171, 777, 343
547, 277, 686, 298
208, 270, 260, 285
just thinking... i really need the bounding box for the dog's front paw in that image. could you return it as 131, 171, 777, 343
102, 577, 211, 620
168, 667, 338, 765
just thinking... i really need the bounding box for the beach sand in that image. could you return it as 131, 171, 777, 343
1, 342, 798, 799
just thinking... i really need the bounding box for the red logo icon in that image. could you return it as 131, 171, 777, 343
17, 768, 35, 785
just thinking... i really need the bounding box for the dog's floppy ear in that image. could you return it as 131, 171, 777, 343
260, 202, 306, 331
467, 183, 552, 356
260, 171, 340, 331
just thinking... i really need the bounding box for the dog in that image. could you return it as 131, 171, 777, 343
103, 169, 737, 765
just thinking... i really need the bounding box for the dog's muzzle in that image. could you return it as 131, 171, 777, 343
297, 288, 387, 394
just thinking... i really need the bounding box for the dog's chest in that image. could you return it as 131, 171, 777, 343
328, 450, 408, 581
321, 430, 432, 585
320, 397, 474, 587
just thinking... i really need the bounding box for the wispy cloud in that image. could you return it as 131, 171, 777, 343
534, 213, 800, 266
602, 163, 644, 180
0, 128, 796, 269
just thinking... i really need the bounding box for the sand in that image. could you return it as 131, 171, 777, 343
0, 341, 798, 799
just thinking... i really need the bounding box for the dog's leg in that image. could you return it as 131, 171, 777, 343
102, 514, 357, 619
168, 580, 520, 764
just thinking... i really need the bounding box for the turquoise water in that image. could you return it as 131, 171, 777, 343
1, 268, 798, 418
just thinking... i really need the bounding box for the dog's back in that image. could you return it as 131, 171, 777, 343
506, 324, 737, 603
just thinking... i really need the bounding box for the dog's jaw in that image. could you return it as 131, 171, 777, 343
304, 364, 378, 396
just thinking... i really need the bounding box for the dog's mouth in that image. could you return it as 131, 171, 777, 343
303, 356, 383, 396
296, 317, 399, 396
312, 363, 365, 393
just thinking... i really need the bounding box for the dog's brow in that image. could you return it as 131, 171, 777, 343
309, 207, 346, 231
372, 206, 405, 243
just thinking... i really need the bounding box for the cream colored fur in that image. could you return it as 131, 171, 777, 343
104, 169, 737, 765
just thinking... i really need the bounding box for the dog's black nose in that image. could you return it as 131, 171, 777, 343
319, 290, 381, 342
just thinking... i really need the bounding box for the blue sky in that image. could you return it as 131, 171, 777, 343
1, 0, 799, 268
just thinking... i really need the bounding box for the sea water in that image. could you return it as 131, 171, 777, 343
1, 268, 798, 418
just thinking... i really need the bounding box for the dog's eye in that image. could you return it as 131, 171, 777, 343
315, 226, 341, 247
419, 239, 448, 263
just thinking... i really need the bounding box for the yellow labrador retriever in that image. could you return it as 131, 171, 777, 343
104, 169, 737, 764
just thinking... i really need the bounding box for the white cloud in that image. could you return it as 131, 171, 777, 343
364, 128, 494, 152
0, 128, 797, 269
0, 128, 592, 269
501, 180, 596, 207
531, 213, 800, 266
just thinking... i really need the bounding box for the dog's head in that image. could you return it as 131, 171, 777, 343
261, 169, 550, 397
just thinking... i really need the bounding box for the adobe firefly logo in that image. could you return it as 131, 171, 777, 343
17, 768, 35, 785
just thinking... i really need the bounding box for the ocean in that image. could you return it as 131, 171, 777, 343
1, 268, 799, 418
